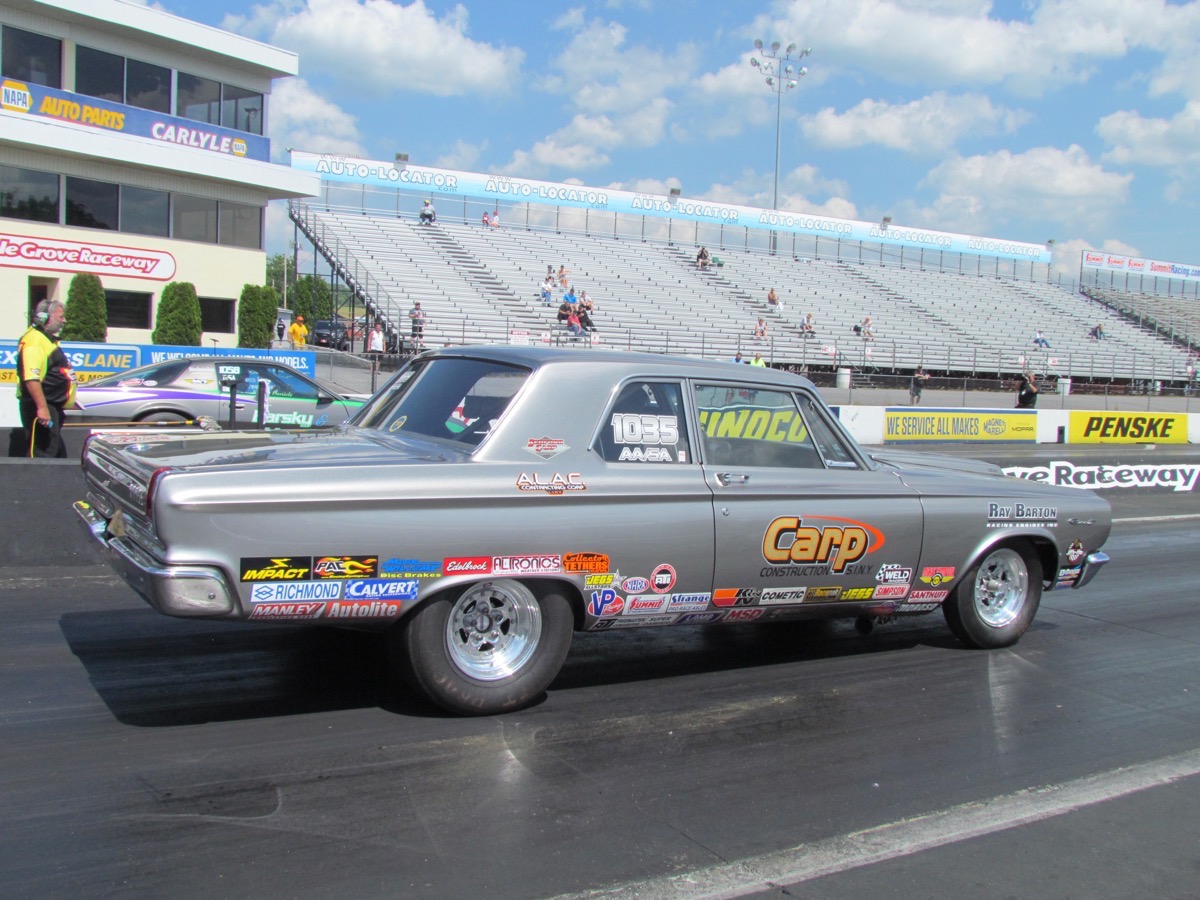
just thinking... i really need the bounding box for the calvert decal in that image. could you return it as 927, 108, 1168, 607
240, 556, 312, 581
761, 516, 884, 572
0, 232, 176, 280
1004, 461, 1200, 493
249, 581, 340, 602
884, 409, 1036, 443
343, 579, 419, 600
1068, 412, 1188, 444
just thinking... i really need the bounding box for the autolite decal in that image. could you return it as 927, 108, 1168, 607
323, 600, 403, 619
919, 566, 955, 586
240, 556, 312, 581
313, 556, 378, 578
762, 516, 883, 571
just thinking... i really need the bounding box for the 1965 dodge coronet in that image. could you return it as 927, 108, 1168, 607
75, 346, 1111, 715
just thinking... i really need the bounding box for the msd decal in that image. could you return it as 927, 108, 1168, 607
762, 516, 883, 572
588, 588, 624, 617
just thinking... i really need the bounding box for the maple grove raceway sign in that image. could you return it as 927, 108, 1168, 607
1004, 460, 1200, 493
0, 232, 176, 280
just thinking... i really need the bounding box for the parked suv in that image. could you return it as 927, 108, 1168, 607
311, 319, 351, 351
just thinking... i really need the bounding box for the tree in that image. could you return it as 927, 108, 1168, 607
237, 284, 278, 349
291, 274, 332, 321
152, 281, 202, 346
60, 272, 107, 342
266, 253, 292, 305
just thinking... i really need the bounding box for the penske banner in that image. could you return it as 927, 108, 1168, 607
1068, 411, 1188, 444
884, 409, 1037, 443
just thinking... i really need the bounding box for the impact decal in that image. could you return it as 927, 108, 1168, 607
240, 556, 312, 581
761, 516, 883, 573
314, 556, 379, 578
1003, 461, 1200, 493
250, 581, 341, 602
516, 472, 587, 494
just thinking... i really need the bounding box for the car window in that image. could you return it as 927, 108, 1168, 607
798, 395, 861, 469
357, 357, 528, 447
88, 359, 190, 388
237, 364, 320, 401
693, 383, 823, 469
596, 381, 691, 463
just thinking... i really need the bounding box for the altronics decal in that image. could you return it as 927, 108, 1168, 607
762, 516, 883, 573
1003, 461, 1200, 493
250, 581, 340, 602
314, 556, 379, 578
240, 556, 313, 581
493, 555, 562, 575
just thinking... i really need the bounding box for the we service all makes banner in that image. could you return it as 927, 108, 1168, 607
884, 409, 1037, 443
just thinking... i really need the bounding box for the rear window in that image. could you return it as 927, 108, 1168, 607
355, 357, 528, 447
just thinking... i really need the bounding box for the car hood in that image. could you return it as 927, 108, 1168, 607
867, 448, 1006, 478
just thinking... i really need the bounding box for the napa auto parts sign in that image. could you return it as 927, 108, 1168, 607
0, 233, 175, 280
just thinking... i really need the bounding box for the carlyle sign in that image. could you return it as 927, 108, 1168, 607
0, 232, 176, 280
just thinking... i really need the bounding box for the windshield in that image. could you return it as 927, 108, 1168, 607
354, 357, 529, 447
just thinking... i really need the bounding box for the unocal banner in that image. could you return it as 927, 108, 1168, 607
1068, 411, 1189, 444
290, 151, 1051, 264
1, 79, 269, 161
884, 409, 1037, 443
1, 341, 315, 382
1004, 460, 1200, 493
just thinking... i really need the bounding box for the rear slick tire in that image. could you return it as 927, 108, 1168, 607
943, 543, 1042, 649
392, 579, 573, 716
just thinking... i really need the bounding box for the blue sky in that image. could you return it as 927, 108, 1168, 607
151, 0, 1200, 275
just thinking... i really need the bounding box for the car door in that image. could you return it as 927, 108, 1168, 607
694, 382, 924, 619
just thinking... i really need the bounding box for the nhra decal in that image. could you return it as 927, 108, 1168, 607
525, 436, 570, 459
1003, 461, 1200, 493
909, 589, 949, 601
759, 586, 808, 605
314, 556, 379, 578
723, 608, 765, 622
806, 586, 842, 602
650, 563, 677, 593
343, 579, 418, 600
697, 406, 809, 443
987, 502, 1057, 528
380, 558, 442, 578
667, 592, 711, 611
323, 600, 403, 619
624, 595, 670, 615
493, 555, 562, 575
919, 566, 955, 586
563, 552, 610, 573
249, 602, 324, 620
1066, 540, 1085, 564
622, 576, 651, 593
875, 564, 912, 585
841, 587, 874, 600
250, 581, 341, 602
516, 472, 587, 494
588, 588, 624, 617
761, 516, 883, 572
872, 584, 910, 600
444, 556, 491, 575
713, 588, 761, 607
240, 556, 313, 581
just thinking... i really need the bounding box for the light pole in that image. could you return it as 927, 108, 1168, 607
750, 40, 811, 255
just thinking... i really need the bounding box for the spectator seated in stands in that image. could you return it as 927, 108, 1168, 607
565, 309, 584, 338
490, 209, 500, 228
696, 246, 711, 269
577, 291, 597, 331
1088, 323, 1106, 340
858, 315, 875, 341
753, 317, 768, 341
482, 211, 490, 227
801, 312, 816, 337
419, 200, 436, 225
767, 288, 781, 309
557, 264, 571, 288
1032, 329, 1051, 349
540, 276, 555, 305
556, 298, 573, 325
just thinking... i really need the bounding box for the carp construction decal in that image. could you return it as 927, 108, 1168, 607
761, 515, 885, 574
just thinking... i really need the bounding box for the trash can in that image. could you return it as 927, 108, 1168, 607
836, 367, 852, 390
1058, 377, 1071, 395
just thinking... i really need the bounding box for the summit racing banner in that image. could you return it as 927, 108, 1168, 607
885, 409, 1036, 443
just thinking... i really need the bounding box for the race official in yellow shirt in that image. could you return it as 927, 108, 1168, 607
15, 300, 77, 458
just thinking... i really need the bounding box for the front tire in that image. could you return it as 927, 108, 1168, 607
943, 543, 1042, 649
392, 580, 574, 715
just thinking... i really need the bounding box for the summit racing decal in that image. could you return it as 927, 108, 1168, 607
314, 556, 379, 578
516, 472, 587, 494
761, 516, 883, 573
1003, 461, 1200, 494
241, 556, 312, 581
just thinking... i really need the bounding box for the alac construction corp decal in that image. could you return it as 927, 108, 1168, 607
1004, 461, 1200, 493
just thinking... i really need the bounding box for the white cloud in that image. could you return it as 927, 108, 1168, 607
801, 92, 1027, 153
268, 77, 365, 161
1098, 100, 1200, 167
917, 144, 1133, 233
435, 139, 488, 170
224, 0, 524, 96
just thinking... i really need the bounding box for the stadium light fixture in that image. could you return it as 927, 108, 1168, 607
669, 187, 682, 198
881, 216, 892, 231
751, 40, 812, 255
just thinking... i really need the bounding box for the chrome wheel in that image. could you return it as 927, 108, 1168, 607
444, 580, 542, 681
971, 547, 1029, 628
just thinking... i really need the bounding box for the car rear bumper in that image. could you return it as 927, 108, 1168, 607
74, 500, 238, 617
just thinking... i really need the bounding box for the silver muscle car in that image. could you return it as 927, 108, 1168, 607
74, 346, 1111, 715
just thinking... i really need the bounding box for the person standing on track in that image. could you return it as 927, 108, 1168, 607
14, 300, 77, 458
